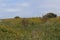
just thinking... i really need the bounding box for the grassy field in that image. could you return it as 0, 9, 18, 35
0, 17, 60, 40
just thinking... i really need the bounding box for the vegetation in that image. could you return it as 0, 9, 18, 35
0, 15, 60, 40
14, 16, 20, 19
43, 13, 57, 18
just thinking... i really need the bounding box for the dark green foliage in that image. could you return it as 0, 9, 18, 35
14, 16, 20, 19
43, 13, 57, 18
0, 28, 8, 32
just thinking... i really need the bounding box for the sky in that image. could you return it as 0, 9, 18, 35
0, 0, 60, 19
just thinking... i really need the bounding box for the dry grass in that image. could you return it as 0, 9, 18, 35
0, 17, 60, 40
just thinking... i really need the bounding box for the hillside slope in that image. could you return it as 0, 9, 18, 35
0, 17, 60, 40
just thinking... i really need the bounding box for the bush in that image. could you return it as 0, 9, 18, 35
43, 13, 57, 18
14, 16, 20, 19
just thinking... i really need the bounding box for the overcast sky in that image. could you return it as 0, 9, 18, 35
0, 0, 60, 18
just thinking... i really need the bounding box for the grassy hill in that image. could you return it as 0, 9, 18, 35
0, 17, 60, 40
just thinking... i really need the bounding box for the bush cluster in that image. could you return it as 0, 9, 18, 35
43, 13, 57, 18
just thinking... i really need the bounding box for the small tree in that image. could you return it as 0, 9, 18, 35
43, 13, 57, 18
42, 13, 57, 22
14, 16, 20, 19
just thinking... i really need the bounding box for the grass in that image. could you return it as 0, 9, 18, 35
0, 17, 60, 40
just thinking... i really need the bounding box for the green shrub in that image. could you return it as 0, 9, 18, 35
43, 13, 57, 18
14, 16, 20, 19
